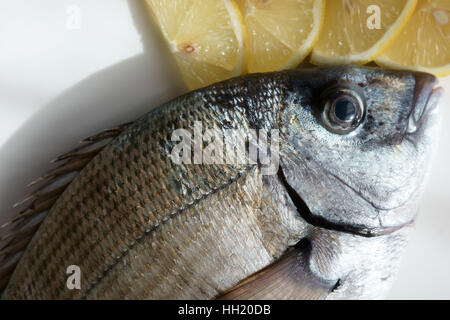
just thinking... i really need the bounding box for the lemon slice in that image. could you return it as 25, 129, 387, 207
311, 0, 417, 65
376, 0, 450, 77
146, 0, 246, 90
237, 0, 325, 73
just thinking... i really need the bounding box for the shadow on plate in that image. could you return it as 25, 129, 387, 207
0, 0, 186, 226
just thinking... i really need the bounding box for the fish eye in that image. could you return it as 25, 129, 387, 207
321, 86, 365, 134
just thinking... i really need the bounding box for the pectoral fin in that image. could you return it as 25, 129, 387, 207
216, 239, 336, 300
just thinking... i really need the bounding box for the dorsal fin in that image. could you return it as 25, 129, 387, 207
0, 122, 131, 293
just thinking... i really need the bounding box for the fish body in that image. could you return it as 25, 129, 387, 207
0, 66, 443, 299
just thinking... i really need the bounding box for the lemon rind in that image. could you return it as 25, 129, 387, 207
146, 0, 246, 90
375, 56, 450, 78
280, 0, 326, 70
243, 0, 326, 73
310, 0, 418, 66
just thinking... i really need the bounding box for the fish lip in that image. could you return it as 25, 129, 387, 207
408, 72, 443, 133
278, 167, 408, 238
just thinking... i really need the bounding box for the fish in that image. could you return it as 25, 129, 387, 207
0, 65, 443, 299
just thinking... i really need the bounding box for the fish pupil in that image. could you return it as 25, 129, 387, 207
334, 98, 356, 122
321, 86, 365, 134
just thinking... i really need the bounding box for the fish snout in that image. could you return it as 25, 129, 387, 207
408, 72, 444, 133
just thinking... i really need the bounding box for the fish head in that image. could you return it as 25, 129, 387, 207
279, 66, 443, 236
276, 66, 443, 298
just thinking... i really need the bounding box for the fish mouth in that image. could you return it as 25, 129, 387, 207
277, 167, 409, 238
408, 72, 444, 133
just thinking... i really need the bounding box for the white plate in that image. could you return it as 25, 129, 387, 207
0, 0, 449, 299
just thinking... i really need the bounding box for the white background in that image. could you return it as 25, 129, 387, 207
0, 0, 449, 299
